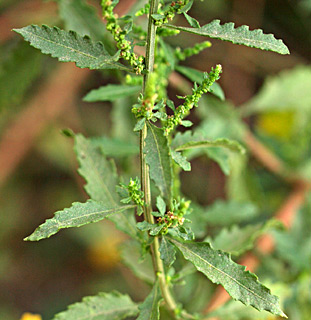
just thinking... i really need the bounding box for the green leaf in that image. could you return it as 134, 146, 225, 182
74, 134, 138, 238
52, 291, 139, 320
169, 239, 287, 318
210, 219, 282, 256
14, 25, 129, 70
156, 196, 166, 215
175, 138, 245, 154
171, 150, 191, 171
159, 39, 176, 69
164, 20, 289, 55
183, 12, 200, 28
75, 134, 119, 205
90, 136, 139, 158
120, 240, 154, 284
137, 281, 162, 320
172, 131, 245, 175
176, 65, 225, 100
159, 236, 176, 267
145, 122, 173, 201
24, 200, 134, 241
134, 118, 146, 132
242, 66, 311, 115
83, 84, 141, 102
199, 200, 259, 226
55, 0, 108, 42
0, 42, 42, 111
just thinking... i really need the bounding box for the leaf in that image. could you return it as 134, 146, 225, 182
171, 150, 191, 171
134, 118, 146, 132
242, 66, 311, 115
52, 291, 139, 320
173, 135, 245, 175
175, 138, 246, 154
159, 39, 176, 69
24, 200, 135, 241
159, 236, 176, 267
156, 196, 166, 215
169, 239, 287, 318
176, 65, 225, 100
145, 122, 173, 201
120, 240, 155, 284
198, 200, 259, 226
74, 134, 138, 238
14, 25, 129, 71
137, 281, 162, 320
183, 12, 200, 28
210, 219, 282, 256
90, 136, 139, 158
75, 134, 119, 205
56, 0, 107, 41
164, 20, 289, 55
0, 42, 42, 111
83, 84, 141, 102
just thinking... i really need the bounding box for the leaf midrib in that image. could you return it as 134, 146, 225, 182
49, 205, 133, 231
172, 240, 279, 310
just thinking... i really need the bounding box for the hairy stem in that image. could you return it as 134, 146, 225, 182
140, 0, 178, 315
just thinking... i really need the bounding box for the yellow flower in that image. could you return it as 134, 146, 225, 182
20, 313, 42, 320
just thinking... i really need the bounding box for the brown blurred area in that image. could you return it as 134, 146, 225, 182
0, 0, 310, 319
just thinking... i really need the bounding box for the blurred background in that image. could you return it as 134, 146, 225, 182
1, 0, 311, 319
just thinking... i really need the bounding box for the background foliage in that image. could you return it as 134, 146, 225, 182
1, 0, 311, 319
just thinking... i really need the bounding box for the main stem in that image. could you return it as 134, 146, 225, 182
140, 0, 177, 315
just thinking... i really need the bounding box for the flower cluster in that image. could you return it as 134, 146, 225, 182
154, 0, 191, 26
165, 64, 222, 135
119, 178, 144, 215
175, 41, 212, 61
155, 197, 191, 234
101, 0, 145, 74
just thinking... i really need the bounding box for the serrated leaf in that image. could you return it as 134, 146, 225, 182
24, 200, 135, 241
83, 84, 141, 102
175, 138, 245, 154
14, 25, 130, 70
0, 42, 42, 111
176, 65, 225, 100
164, 20, 289, 55
210, 219, 282, 256
75, 134, 119, 205
52, 291, 139, 320
171, 150, 191, 171
169, 239, 287, 317
137, 281, 162, 320
74, 134, 138, 238
159, 236, 176, 267
145, 122, 173, 201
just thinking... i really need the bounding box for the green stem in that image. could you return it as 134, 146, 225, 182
140, 0, 178, 316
